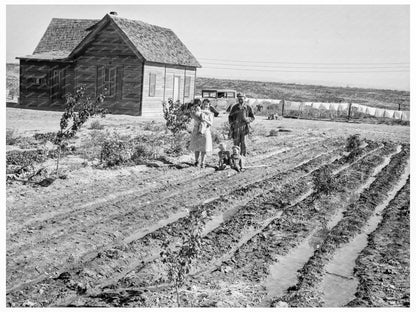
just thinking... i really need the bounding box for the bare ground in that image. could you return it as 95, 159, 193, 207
5, 107, 410, 307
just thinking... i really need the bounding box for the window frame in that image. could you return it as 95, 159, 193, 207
184, 76, 192, 98
149, 72, 156, 97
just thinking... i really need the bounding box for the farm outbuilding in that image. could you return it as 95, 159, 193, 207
17, 12, 201, 116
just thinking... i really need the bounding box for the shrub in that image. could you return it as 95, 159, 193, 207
312, 165, 339, 196
345, 134, 361, 162
89, 120, 104, 130
130, 144, 153, 164
77, 130, 108, 161
33, 132, 57, 143
345, 134, 361, 151
100, 134, 133, 167
162, 98, 192, 135
166, 132, 190, 156
6, 149, 47, 167
6, 129, 18, 145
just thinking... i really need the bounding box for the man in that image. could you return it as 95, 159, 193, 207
228, 93, 255, 156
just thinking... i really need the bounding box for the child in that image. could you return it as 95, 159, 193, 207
217, 143, 230, 170
230, 145, 244, 172
193, 105, 211, 135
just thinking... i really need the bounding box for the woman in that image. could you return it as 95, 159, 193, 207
189, 99, 213, 168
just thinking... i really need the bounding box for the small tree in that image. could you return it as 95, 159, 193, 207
345, 134, 361, 162
162, 98, 192, 135
160, 208, 207, 307
54, 86, 107, 173
312, 165, 339, 199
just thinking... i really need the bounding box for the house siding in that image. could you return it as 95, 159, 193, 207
19, 60, 73, 110
142, 63, 196, 118
74, 22, 144, 115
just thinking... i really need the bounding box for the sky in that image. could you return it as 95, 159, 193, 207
6, 4, 410, 90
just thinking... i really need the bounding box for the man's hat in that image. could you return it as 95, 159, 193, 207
232, 145, 240, 152
236, 92, 245, 98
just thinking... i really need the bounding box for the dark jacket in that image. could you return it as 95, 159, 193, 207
228, 104, 255, 135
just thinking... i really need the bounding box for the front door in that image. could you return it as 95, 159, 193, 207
173, 76, 180, 102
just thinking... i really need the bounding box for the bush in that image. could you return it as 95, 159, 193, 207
6, 149, 47, 167
33, 132, 57, 143
77, 130, 108, 161
100, 134, 134, 167
131, 144, 156, 164
6, 129, 18, 145
345, 134, 361, 162
312, 165, 339, 196
89, 120, 104, 130
162, 98, 192, 135
345, 134, 361, 152
165, 132, 190, 156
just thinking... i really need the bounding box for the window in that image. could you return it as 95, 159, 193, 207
227, 92, 235, 98
149, 72, 156, 97
50, 68, 66, 99
202, 92, 210, 98
184, 76, 192, 97
104, 67, 117, 97
96, 66, 116, 97
30, 77, 46, 86
217, 92, 226, 98
209, 91, 217, 98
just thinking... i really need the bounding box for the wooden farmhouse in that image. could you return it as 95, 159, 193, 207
17, 12, 201, 116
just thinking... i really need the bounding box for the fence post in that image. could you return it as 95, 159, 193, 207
347, 101, 352, 121
281, 98, 285, 117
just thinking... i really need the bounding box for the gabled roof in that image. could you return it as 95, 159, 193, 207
17, 14, 201, 68
110, 15, 200, 67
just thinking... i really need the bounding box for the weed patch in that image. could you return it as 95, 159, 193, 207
6, 149, 47, 167
89, 120, 105, 130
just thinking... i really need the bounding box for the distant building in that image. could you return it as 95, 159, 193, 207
17, 13, 201, 116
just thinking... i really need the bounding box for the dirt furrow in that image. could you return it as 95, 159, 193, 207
271, 144, 409, 307
5, 137, 334, 296
7, 135, 318, 244
64, 141, 389, 307
346, 179, 410, 307
320, 167, 410, 307
185, 143, 395, 290
122, 142, 400, 307
48, 143, 345, 306
7, 133, 302, 232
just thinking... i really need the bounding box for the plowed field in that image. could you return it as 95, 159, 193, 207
6, 109, 410, 307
